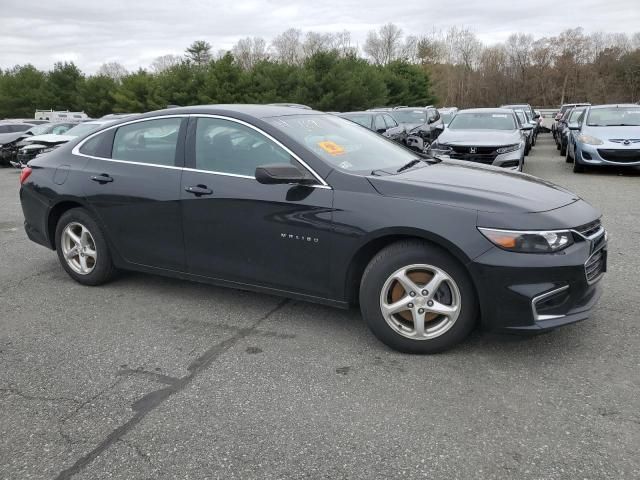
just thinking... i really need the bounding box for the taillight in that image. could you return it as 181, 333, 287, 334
19, 166, 32, 185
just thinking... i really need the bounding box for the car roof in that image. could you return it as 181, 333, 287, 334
501, 104, 531, 108
137, 104, 324, 120
588, 104, 638, 109
457, 108, 516, 114
338, 112, 374, 116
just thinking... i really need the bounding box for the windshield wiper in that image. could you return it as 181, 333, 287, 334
396, 159, 422, 172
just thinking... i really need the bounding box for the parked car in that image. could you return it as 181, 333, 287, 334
559, 106, 588, 157
337, 111, 407, 144
1, 123, 74, 166
0, 122, 36, 134
552, 103, 590, 143
567, 104, 640, 173
14, 120, 113, 167
437, 107, 458, 127
512, 109, 533, 156
19, 105, 606, 353
501, 103, 537, 121
389, 107, 444, 150
429, 108, 528, 170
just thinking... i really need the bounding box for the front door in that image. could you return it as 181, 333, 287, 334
180, 116, 334, 297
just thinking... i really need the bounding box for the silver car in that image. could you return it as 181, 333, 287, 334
568, 104, 640, 173
429, 108, 527, 171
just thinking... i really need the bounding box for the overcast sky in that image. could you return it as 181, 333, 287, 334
2, 0, 639, 73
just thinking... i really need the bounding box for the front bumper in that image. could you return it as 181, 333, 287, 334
577, 143, 640, 167
468, 228, 607, 333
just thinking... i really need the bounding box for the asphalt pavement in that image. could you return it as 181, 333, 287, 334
1, 134, 639, 479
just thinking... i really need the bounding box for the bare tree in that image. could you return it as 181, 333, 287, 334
232, 37, 269, 70
150, 54, 183, 73
364, 23, 404, 65
96, 62, 128, 81
272, 29, 303, 65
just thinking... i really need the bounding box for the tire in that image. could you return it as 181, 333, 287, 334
560, 139, 567, 156
566, 143, 573, 163
359, 240, 478, 354
55, 208, 117, 286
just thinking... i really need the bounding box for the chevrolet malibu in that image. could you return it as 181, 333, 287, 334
19, 105, 607, 353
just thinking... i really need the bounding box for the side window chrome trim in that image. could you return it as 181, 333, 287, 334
189, 113, 331, 188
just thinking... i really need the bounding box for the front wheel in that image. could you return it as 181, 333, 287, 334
55, 208, 117, 286
359, 241, 478, 354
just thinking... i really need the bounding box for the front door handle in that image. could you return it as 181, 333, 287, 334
90, 173, 113, 184
185, 184, 213, 196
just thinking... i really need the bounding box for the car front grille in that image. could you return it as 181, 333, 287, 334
448, 146, 498, 164
585, 248, 606, 284
574, 219, 602, 238
597, 149, 640, 162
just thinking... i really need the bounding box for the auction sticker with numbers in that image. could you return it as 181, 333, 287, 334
318, 141, 345, 156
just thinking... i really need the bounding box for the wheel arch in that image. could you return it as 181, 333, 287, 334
47, 198, 92, 249
343, 228, 475, 307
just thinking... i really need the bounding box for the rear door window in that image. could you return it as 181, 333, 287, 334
112, 118, 183, 166
374, 115, 386, 132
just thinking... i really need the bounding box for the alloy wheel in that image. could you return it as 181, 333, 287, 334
61, 222, 98, 275
379, 264, 461, 340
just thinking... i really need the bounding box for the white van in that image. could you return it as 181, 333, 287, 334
34, 109, 89, 123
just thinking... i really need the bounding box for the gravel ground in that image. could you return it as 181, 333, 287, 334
1, 134, 639, 479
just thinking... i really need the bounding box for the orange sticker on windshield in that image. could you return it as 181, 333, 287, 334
318, 141, 345, 156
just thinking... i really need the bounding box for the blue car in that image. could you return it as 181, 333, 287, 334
566, 104, 640, 173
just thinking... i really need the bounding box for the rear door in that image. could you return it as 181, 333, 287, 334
80, 116, 187, 271
180, 115, 334, 297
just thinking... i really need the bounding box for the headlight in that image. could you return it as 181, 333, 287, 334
577, 134, 603, 145
496, 143, 521, 154
478, 227, 574, 253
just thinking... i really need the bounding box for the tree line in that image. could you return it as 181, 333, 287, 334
1, 24, 638, 119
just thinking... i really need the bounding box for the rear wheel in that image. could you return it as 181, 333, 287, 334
360, 241, 478, 354
55, 208, 117, 286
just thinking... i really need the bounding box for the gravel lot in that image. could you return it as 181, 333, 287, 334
1, 134, 639, 479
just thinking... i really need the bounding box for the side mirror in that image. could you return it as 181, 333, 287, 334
534, 114, 540, 119
376, 128, 387, 134
521, 124, 533, 131
255, 163, 313, 185
568, 123, 580, 130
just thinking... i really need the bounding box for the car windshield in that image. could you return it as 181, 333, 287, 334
514, 111, 526, 125
389, 109, 427, 124
569, 108, 585, 122
440, 113, 455, 124
339, 114, 371, 129
587, 107, 640, 126
64, 123, 104, 137
26, 124, 52, 135
266, 114, 420, 173
448, 112, 516, 130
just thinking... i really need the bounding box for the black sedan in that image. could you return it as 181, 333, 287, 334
337, 111, 407, 144
19, 105, 607, 353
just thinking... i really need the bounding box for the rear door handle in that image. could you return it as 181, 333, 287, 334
184, 184, 213, 196
90, 173, 113, 184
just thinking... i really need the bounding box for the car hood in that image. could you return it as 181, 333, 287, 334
582, 125, 640, 142
368, 160, 580, 214
0, 132, 27, 145
437, 129, 520, 146
25, 133, 75, 144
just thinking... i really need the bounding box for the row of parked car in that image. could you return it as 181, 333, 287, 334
552, 103, 640, 172
0, 114, 135, 168
336, 104, 543, 171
